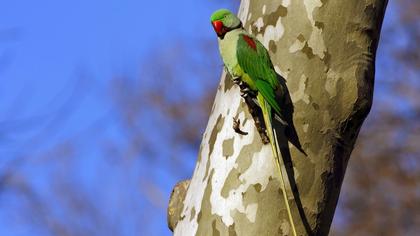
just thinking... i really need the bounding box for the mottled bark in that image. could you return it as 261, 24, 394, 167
170, 0, 387, 235
168, 180, 191, 231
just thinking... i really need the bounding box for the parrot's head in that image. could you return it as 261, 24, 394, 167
210, 9, 242, 39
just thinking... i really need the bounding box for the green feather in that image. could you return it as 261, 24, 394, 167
236, 34, 282, 115
255, 79, 281, 115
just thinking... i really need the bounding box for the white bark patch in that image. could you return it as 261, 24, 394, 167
256, 17, 284, 48
293, 167, 300, 179
303, 0, 322, 24
308, 27, 327, 59
254, 17, 265, 32
281, 220, 291, 235
211, 144, 275, 226
289, 38, 306, 53
303, 0, 326, 59
274, 65, 289, 79
325, 69, 340, 97
303, 123, 309, 133
282, 0, 291, 7
239, 145, 276, 191
238, 0, 250, 23
262, 5, 266, 15
291, 75, 310, 104
245, 203, 258, 222
208, 143, 276, 224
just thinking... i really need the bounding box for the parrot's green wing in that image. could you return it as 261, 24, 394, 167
236, 34, 281, 114
254, 79, 281, 115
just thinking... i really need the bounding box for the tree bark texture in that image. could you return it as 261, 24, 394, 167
170, 0, 387, 235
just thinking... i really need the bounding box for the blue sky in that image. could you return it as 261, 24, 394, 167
1, 0, 223, 119
1, 1, 238, 235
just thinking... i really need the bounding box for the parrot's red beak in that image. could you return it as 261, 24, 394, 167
212, 20, 224, 36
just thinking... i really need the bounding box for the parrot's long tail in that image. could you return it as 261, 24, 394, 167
273, 130, 297, 236
259, 97, 297, 236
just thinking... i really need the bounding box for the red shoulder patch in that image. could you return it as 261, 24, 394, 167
242, 35, 257, 51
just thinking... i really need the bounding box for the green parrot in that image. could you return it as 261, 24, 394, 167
211, 9, 297, 236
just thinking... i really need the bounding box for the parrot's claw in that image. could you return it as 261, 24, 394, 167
242, 90, 257, 98
232, 78, 247, 88
232, 78, 241, 84
233, 118, 248, 135
239, 86, 257, 99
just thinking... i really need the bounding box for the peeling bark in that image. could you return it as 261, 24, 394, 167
170, 0, 387, 235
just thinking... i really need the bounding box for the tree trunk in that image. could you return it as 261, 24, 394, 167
169, 0, 387, 235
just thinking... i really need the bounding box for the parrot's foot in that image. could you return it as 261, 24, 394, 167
240, 90, 255, 98
233, 118, 248, 135
240, 87, 257, 99
240, 91, 247, 98
232, 78, 257, 98
232, 77, 242, 85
